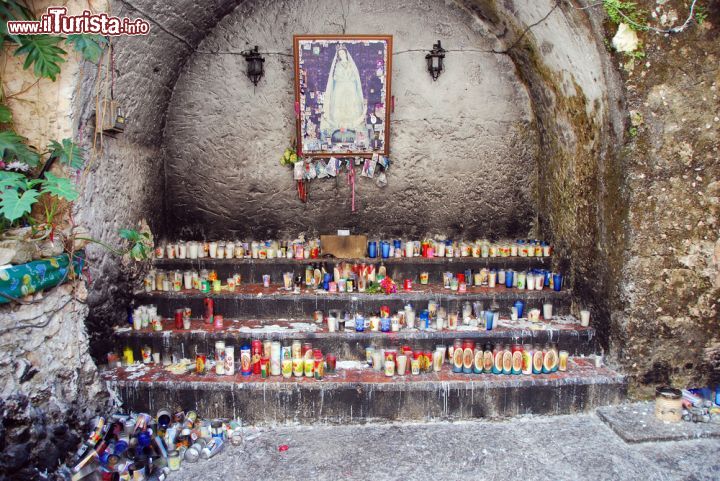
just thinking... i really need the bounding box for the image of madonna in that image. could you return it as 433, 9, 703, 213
319, 45, 368, 147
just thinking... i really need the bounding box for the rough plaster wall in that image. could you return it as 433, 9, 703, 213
76, 0, 243, 359
163, 0, 538, 240
611, 0, 720, 397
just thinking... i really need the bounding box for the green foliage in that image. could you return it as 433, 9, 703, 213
48, 138, 85, 169
0, 130, 40, 167
626, 48, 646, 60
603, 0, 649, 31
0, 0, 34, 44
280, 147, 299, 167
14, 35, 67, 81
2, 2, 106, 81
695, 4, 708, 25
119, 228, 152, 260
628, 126, 638, 138
40, 172, 78, 201
66, 34, 108, 63
0, 187, 39, 222
0, 105, 12, 124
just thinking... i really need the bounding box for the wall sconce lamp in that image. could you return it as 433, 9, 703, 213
425, 40, 446, 81
242, 46, 265, 86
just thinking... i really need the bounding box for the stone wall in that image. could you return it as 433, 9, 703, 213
162, 0, 538, 240
0, 283, 104, 479
608, 0, 720, 397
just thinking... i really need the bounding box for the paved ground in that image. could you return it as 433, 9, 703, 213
171, 413, 720, 481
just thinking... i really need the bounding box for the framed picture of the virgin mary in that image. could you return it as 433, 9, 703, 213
293, 35, 392, 157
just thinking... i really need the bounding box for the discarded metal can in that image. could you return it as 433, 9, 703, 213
168, 450, 181, 471
201, 438, 224, 459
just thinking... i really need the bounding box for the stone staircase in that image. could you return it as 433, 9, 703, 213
101, 252, 626, 424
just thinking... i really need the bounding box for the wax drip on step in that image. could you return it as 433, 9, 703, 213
347, 160, 356, 212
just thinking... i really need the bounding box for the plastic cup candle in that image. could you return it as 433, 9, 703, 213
283, 272, 293, 290
292, 358, 303, 377
396, 354, 407, 375
381, 242, 390, 259
281, 358, 292, 378
552, 273, 563, 291
580, 310, 591, 327
224, 347, 235, 375
405, 307, 415, 329
432, 350, 443, 372
208, 242, 218, 258
372, 350, 383, 371
558, 351, 569, 372
488, 271, 497, 288
543, 303, 553, 321
384, 360, 395, 377
262, 275, 271, 288
368, 241, 378, 258
449, 312, 460, 330
405, 241, 414, 257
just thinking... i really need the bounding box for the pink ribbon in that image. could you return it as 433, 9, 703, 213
347, 161, 356, 212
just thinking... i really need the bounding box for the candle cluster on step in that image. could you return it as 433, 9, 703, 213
366, 341, 568, 377
151, 238, 553, 260
143, 269, 242, 293
368, 239, 552, 259
127, 297, 565, 335
154, 239, 322, 260
142, 264, 565, 294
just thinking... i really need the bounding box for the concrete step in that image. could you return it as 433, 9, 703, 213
102, 359, 625, 424
114, 318, 597, 361
152, 256, 554, 284
135, 284, 572, 320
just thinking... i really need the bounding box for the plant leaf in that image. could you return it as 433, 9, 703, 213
65, 34, 107, 63
0, 1, 35, 45
0, 130, 40, 167
130, 243, 149, 260
119, 228, 141, 243
0, 171, 27, 191
41, 172, 78, 201
48, 138, 84, 169
14, 35, 67, 81
0, 187, 39, 222
0, 105, 12, 124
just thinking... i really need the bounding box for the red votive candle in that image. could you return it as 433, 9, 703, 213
326, 354, 336, 373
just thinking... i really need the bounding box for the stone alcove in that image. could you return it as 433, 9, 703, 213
76, 0, 626, 373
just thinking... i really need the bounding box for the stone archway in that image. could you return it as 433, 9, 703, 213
77, 0, 626, 380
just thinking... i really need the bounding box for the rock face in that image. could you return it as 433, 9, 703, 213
0, 283, 105, 480
163, 0, 538, 240
610, 1, 720, 397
